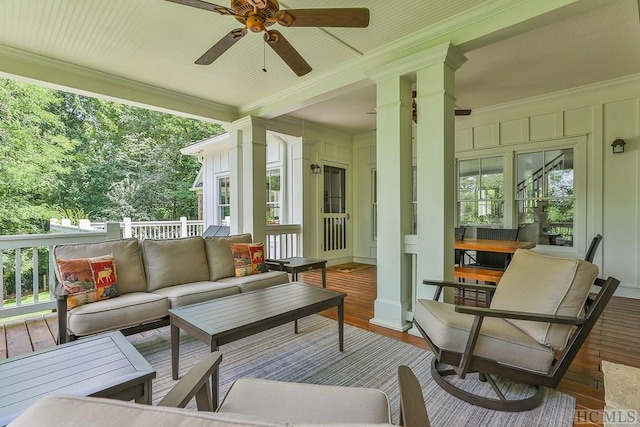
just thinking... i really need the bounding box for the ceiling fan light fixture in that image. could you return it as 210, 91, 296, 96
246, 15, 265, 32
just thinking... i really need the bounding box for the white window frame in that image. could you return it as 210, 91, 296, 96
217, 175, 230, 226
457, 156, 506, 227
455, 135, 587, 255
266, 167, 281, 224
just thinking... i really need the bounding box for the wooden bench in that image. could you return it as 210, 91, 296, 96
454, 266, 504, 283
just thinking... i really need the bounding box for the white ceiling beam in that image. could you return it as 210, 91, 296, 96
0, 44, 238, 124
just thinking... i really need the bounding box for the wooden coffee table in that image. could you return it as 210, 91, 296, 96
0, 331, 155, 425
168, 282, 346, 407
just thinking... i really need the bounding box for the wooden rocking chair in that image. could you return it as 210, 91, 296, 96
413, 249, 619, 411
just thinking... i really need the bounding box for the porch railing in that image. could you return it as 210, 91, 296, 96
0, 223, 121, 319
265, 224, 302, 259
81, 217, 203, 239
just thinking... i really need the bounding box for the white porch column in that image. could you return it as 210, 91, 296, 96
225, 117, 268, 242
415, 44, 467, 302
366, 42, 466, 332
290, 136, 316, 257
367, 74, 414, 332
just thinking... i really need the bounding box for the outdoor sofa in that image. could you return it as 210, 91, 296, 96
53, 234, 289, 342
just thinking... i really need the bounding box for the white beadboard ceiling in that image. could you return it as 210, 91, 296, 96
1, 0, 639, 135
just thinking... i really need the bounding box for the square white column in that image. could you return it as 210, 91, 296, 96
226, 117, 268, 242
369, 75, 414, 332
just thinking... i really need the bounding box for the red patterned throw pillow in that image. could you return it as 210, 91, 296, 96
230, 242, 267, 277
57, 254, 119, 309
89, 255, 119, 300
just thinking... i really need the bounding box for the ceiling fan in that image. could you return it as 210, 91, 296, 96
411, 92, 471, 121
165, 0, 370, 76
366, 91, 472, 120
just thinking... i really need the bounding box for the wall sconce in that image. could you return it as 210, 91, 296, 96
310, 163, 322, 174
611, 137, 626, 154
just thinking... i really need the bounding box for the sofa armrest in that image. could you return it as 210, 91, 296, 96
54, 282, 69, 344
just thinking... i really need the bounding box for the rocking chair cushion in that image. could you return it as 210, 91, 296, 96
490, 250, 598, 350
414, 299, 555, 374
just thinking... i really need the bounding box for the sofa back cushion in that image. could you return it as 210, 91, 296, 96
142, 236, 210, 292
53, 238, 146, 294
204, 234, 253, 281
490, 249, 598, 350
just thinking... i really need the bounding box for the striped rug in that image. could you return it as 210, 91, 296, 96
128, 315, 575, 426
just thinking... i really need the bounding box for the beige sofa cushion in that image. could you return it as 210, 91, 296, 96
67, 292, 169, 336
218, 378, 391, 425
152, 281, 240, 308
142, 237, 210, 292
54, 238, 146, 294
204, 234, 253, 281
490, 249, 598, 350
414, 298, 555, 374
8, 395, 284, 427
8, 395, 395, 427
216, 271, 290, 293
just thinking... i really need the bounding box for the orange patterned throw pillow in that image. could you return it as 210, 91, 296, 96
230, 242, 268, 277
57, 254, 119, 309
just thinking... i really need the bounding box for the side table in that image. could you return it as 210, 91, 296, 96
265, 257, 328, 288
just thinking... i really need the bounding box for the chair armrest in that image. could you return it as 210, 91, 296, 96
454, 306, 584, 325
157, 351, 223, 411
398, 366, 430, 427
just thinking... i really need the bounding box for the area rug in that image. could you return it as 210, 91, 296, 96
327, 262, 374, 273
602, 360, 640, 425
128, 316, 575, 426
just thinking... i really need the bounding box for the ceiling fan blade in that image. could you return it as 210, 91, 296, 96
276, 8, 369, 28
164, 0, 235, 15
264, 30, 312, 77
455, 109, 472, 116
195, 28, 247, 65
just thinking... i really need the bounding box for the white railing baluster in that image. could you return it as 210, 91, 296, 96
15, 249, 22, 307
0, 253, 4, 308
32, 247, 39, 303
48, 247, 56, 299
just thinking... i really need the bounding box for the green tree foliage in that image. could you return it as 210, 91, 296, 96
0, 77, 223, 235
0, 79, 77, 234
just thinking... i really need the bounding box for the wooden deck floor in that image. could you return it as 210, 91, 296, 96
1, 265, 638, 426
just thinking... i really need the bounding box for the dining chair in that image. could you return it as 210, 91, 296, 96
454, 226, 466, 266
584, 234, 603, 263
472, 227, 520, 270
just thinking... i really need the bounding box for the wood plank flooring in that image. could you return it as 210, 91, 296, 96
1, 265, 638, 427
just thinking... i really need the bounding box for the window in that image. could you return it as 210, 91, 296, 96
516, 148, 574, 246
266, 168, 281, 224
323, 165, 346, 213
458, 157, 504, 226
218, 176, 230, 225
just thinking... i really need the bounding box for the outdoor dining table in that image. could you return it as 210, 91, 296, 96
454, 238, 536, 254
454, 238, 536, 285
